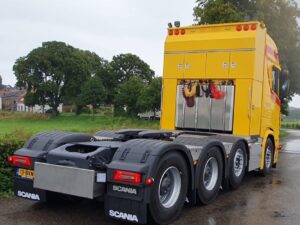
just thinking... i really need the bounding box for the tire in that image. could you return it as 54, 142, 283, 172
229, 141, 247, 189
149, 152, 188, 225
196, 147, 223, 205
262, 138, 274, 176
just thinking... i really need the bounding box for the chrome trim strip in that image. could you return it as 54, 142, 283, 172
165, 48, 256, 55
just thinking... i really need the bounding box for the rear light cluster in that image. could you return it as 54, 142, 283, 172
114, 170, 142, 184
113, 170, 154, 186
236, 24, 257, 32
168, 29, 186, 36
7, 155, 32, 167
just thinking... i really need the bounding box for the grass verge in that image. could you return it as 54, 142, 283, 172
0, 112, 159, 197
280, 129, 289, 139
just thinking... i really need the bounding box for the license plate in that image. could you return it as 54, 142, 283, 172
16, 168, 34, 179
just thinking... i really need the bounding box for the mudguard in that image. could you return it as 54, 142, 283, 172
104, 139, 194, 224
13, 131, 93, 202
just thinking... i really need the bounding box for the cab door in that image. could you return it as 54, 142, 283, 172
250, 80, 262, 135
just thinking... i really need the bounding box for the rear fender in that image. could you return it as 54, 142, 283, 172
105, 139, 194, 224
12, 131, 93, 201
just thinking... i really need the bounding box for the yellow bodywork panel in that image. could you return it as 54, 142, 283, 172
161, 21, 281, 169
206, 52, 229, 79
229, 51, 255, 79
232, 79, 251, 135
163, 54, 184, 79
160, 79, 178, 130
184, 53, 206, 79
250, 80, 263, 135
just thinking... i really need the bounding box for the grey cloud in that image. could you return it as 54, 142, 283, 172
0, 0, 194, 85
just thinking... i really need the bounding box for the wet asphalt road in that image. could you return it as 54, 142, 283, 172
1, 130, 300, 225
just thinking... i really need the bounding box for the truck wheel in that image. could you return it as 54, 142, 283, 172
262, 138, 274, 176
149, 152, 188, 225
229, 142, 247, 189
197, 147, 223, 205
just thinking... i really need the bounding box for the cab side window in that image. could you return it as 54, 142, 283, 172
272, 67, 280, 95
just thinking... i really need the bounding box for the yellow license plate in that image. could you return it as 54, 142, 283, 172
17, 168, 34, 179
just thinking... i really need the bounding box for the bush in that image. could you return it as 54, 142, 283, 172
0, 112, 49, 121
281, 121, 300, 129
0, 135, 25, 196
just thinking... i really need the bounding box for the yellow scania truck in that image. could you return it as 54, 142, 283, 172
10, 21, 289, 225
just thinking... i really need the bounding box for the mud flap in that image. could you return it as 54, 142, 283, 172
14, 178, 46, 202
104, 195, 147, 224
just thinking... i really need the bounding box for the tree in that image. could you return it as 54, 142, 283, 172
79, 76, 106, 117
138, 77, 162, 116
24, 91, 47, 112
63, 50, 109, 114
194, 0, 243, 24
13, 41, 107, 116
14, 42, 78, 115
110, 53, 155, 84
194, 0, 300, 113
114, 77, 144, 116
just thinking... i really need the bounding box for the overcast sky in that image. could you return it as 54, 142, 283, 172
1, 0, 300, 107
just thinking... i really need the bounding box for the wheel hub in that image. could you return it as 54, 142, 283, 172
234, 148, 244, 177
265, 146, 272, 168
158, 166, 181, 208
203, 157, 219, 191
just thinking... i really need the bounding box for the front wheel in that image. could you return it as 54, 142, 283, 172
262, 138, 274, 176
149, 152, 188, 225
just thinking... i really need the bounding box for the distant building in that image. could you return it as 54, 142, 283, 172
16, 96, 63, 113
0, 89, 26, 111
0, 75, 63, 113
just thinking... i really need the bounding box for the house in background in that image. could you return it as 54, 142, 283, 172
0, 89, 26, 111
16, 96, 63, 113
0, 74, 21, 111
0, 75, 62, 113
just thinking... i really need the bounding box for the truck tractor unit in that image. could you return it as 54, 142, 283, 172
9, 21, 289, 225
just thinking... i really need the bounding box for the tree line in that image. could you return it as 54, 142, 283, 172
194, 0, 300, 114
13, 41, 161, 116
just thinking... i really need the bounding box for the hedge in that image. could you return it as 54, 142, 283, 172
281, 123, 300, 129
0, 135, 25, 196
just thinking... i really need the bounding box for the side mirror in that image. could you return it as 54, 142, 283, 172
280, 80, 290, 100
280, 70, 290, 101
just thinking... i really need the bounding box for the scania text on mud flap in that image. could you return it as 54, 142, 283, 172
10, 21, 288, 224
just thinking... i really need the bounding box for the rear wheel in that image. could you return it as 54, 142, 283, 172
149, 152, 188, 225
229, 142, 247, 189
262, 138, 274, 176
197, 147, 223, 205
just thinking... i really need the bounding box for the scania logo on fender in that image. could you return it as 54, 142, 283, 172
17, 191, 40, 200
112, 185, 137, 195
109, 210, 138, 222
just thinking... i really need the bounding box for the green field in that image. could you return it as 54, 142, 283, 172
281, 119, 300, 130
0, 112, 159, 139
